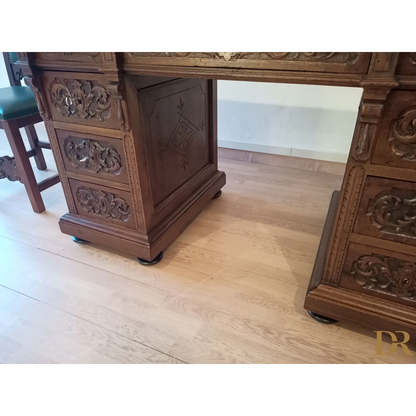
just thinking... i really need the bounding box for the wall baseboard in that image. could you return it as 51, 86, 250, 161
218, 139, 348, 164
218, 147, 347, 176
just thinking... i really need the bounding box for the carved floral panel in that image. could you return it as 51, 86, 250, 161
127, 49, 364, 64
49, 79, 111, 121
76, 186, 130, 222
129, 52, 361, 64
389, 106, 416, 162
367, 187, 416, 239
352, 254, 416, 301
64, 137, 122, 175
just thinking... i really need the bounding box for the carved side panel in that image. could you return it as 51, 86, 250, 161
139, 78, 210, 207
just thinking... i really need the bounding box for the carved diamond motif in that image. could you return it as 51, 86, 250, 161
168, 119, 197, 156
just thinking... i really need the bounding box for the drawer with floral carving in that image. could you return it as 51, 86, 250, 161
395, 53, 416, 76
35, 53, 103, 71
56, 130, 128, 184
68, 178, 136, 229
353, 176, 416, 246
371, 90, 416, 170
339, 242, 416, 307
41, 71, 120, 129
123, 52, 372, 74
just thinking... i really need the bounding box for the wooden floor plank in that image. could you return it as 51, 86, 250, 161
0, 149, 414, 363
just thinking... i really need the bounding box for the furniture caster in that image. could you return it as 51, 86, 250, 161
308, 311, 338, 324
137, 251, 163, 266
213, 190, 222, 199
72, 236, 89, 244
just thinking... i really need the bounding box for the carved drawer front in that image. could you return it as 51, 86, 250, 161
41, 71, 120, 129
124, 52, 372, 74
395, 53, 416, 76
371, 90, 416, 170
68, 178, 136, 229
35, 53, 103, 70
354, 176, 416, 246
56, 130, 128, 184
339, 242, 416, 308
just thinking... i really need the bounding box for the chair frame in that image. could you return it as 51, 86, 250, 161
0, 52, 59, 213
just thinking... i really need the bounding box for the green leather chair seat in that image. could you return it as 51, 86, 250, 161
9, 49, 19, 64
0, 86, 39, 121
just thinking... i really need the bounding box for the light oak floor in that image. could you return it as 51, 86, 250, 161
1, 129, 415, 364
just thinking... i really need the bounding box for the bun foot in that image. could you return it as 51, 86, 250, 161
308, 311, 338, 324
213, 190, 222, 199
137, 251, 163, 266
72, 236, 89, 244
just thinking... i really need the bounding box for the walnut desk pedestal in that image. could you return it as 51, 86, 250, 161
19, 52, 416, 338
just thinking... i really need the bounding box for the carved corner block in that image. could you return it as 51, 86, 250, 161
351, 102, 385, 162
107, 82, 130, 131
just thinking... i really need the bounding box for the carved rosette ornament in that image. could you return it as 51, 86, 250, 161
76, 186, 130, 222
50, 79, 111, 121
352, 254, 416, 301
388, 106, 416, 162
129, 52, 360, 64
367, 188, 416, 239
64, 138, 122, 175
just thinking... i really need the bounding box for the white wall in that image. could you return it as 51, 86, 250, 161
0, 58, 362, 163
218, 81, 362, 163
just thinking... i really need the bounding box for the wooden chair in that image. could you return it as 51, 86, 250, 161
0, 52, 59, 213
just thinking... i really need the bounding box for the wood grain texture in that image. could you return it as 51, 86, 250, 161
0, 142, 414, 363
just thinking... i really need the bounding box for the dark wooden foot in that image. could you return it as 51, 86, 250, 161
308, 311, 338, 324
72, 236, 89, 244
137, 251, 163, 266
213, 190, 222, 199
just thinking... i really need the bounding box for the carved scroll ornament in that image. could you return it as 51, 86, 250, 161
367, 188, 416, 239
389, 106, 416, 162
76, 186, 130, 222
50, 79, 111, 121
129, 52, 360, 64
64, 138, 122, 175
352, 254, 416, 301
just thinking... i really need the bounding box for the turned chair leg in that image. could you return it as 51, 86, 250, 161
24, 125, 47, 171
3, 120, 45, 213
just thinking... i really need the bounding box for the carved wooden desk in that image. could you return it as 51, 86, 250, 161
18, 52, 416, 338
